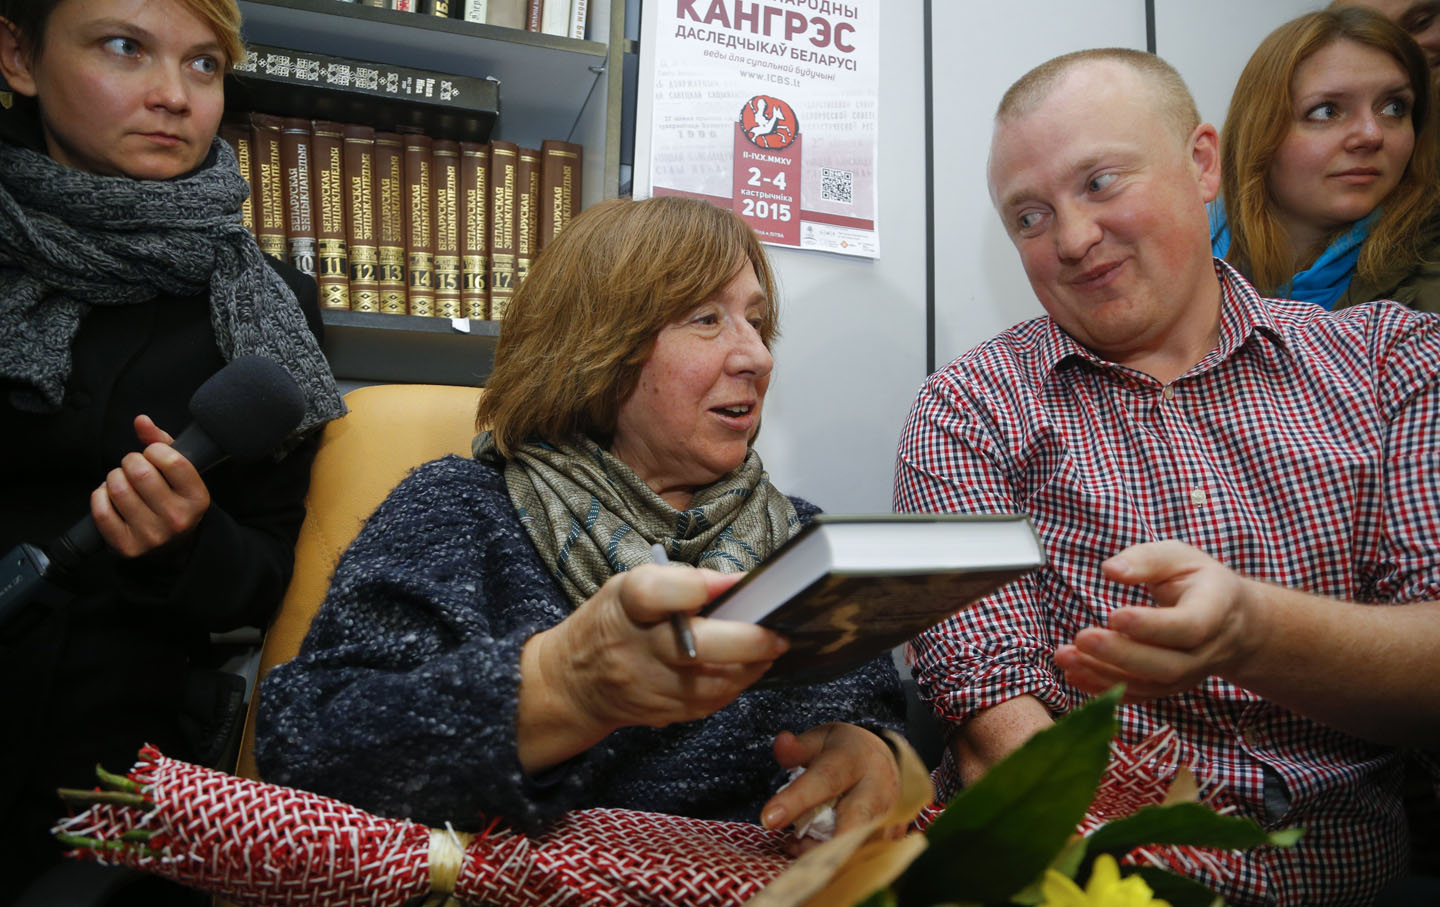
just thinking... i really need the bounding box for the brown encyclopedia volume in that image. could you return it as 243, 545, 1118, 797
342, 124, 380, 313
311, 120, 350, 310
459, 142, 490, 320
403, 133, 436, 317
375, 132, 409, 316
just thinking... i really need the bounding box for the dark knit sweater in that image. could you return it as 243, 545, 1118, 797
256, 455, 905, 834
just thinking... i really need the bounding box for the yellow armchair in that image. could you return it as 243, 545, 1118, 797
233, 383, 482, 781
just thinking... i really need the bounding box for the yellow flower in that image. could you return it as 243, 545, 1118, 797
1037, 854, 1172, 907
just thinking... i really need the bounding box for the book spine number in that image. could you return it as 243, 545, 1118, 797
488, 142, 518, 321
312, 121, 350, 311
280, 118, 317, 279
375, 133, 409, 316
460, 143, 490, 320
343, 125, 381, 313
433, 140, 464, 320
404, 134, 437, 317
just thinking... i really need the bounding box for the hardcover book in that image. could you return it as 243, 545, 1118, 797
701, 514, 1045, 685
250, 114, 289, 263
538, 139, 581, 250
342, 124, 381, 313
540, 0, 569, 36
570, 0, 588, 40
374, 132, 409, 316
218, 122, 256, 236
515, 147, 540, 289
487, 140, 519, 320
459, 142, 490, 320
403, 133, 437, 317
311, 120, 351, 310
278, 118, 317, 279
432, 139, 464, 319
462, 0, 488, 23
486, 0, 526, 28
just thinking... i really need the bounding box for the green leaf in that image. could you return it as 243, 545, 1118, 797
1049, 836, 1090, 880
854, 889, 898, 907
1084, 802, 1303, 859
1010, 837, 1089, 906
1125, 866, 1225, 907
893, 688, 1121, 906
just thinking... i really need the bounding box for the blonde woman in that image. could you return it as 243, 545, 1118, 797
1213, 6, 1440, 310
0, 0, 341, 899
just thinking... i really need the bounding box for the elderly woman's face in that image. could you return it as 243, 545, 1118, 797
611, 262, 773, 508
3, 0, 227, 178
1269, 39, 1415, 242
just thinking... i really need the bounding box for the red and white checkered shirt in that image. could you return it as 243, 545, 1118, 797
895, 262, 1440, 906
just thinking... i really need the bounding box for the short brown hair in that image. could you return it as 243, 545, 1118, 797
476, 196, 779, 456
1221, 7, 1439, 295
996, 47, 1200, 143
1, 0, 245, 71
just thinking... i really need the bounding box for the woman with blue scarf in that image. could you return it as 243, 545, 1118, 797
1214, 6, 1440, 312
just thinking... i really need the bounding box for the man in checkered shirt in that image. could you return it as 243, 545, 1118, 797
895, 48, 1440, 906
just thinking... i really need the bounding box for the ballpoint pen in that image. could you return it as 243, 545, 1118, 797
650, 542, 698, 660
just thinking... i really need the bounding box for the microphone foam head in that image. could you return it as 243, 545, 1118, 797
189, 355, 308, 461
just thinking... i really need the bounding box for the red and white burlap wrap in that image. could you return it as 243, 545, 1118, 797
56, 746, 794, 907
1075, 726, 1246, 884
907, 725, 1245, 882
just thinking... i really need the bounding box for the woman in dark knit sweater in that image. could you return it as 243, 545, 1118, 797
258, 196, 907, 842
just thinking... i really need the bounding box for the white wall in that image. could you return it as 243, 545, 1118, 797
636, 3, 929, 512
1156, 1, 1324, 131
930, 0, 1148, 369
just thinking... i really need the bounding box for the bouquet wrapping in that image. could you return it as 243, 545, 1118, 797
57, 745, 795, 907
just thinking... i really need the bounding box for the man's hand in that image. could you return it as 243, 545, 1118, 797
90, 415, 211, 558
761, 722, 901, 852
517, 564, 788, 772
1054, 540, 1261, 700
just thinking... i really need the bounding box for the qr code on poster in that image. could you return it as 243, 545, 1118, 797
820, 167, 853, 204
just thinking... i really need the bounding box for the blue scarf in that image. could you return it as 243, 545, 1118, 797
1209, 201, 1378, 309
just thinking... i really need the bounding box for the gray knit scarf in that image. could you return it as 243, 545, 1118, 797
473, 433, 801, 606
0, 137, 344, 435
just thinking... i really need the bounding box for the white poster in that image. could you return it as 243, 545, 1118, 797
644, 1, 879, 258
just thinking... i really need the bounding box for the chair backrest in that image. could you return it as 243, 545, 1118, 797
234, 383, 482, 781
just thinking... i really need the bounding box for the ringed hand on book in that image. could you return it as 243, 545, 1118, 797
515, 563, 788, 773
91, 414, 210, 558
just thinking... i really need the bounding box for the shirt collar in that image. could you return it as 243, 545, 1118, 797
1029, 257, 1289, 386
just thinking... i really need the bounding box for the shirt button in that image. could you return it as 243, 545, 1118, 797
1162, 385, 1175, 401
1190, 487, 1207, 505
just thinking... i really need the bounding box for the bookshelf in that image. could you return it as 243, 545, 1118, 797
234, 0, 623, 387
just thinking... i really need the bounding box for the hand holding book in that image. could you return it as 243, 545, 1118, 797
703, 513, 1045, 685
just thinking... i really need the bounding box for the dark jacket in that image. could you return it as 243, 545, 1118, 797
257, 455, 907, 834
1338, 209, 1440, 313
0, 98, 325, 895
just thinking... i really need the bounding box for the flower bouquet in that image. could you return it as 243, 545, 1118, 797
774, 687, 1302, 907
54, 688, 1298, 906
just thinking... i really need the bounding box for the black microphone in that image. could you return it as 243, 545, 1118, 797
1, 355, 307, 637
